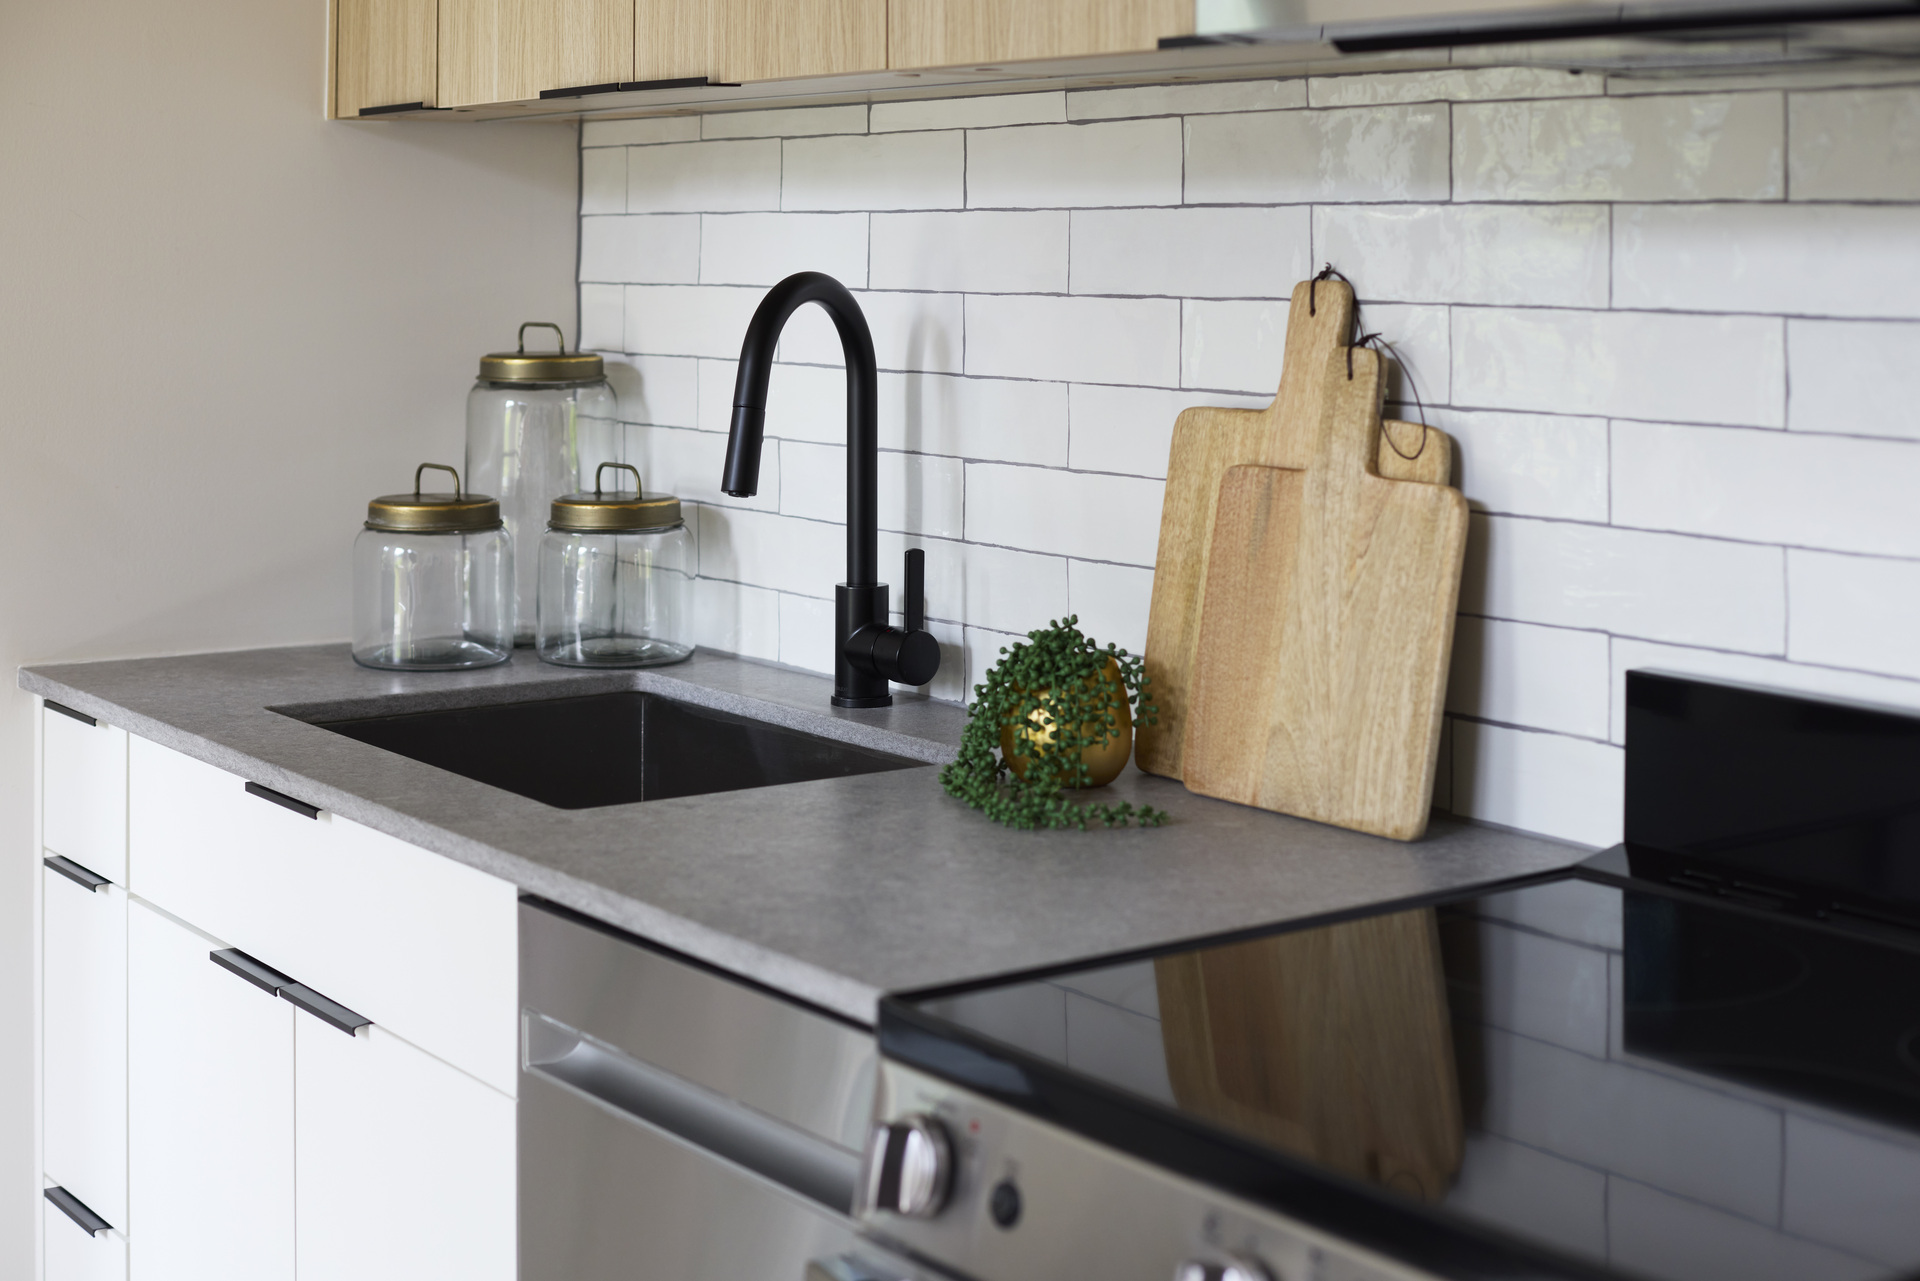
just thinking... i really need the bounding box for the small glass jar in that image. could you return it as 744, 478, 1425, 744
536, 463, 693, 668
466, 323, 621, 646
353, 463, 513, 671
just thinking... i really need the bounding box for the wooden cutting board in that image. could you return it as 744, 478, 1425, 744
1136, 279, 1453, 781
1180, 345, 1468, 841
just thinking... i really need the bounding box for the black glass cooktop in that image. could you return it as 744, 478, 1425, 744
881, 674, 1920, 1281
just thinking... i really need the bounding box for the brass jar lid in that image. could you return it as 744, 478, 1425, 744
551, 463, 682, 532
367, 463, 502, 533
479, 321, 604, 383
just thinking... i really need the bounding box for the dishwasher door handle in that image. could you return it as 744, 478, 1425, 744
525, 1011, 861, 1212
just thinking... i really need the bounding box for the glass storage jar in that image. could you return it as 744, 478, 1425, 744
466, 322, 620, 645
536, 463, 693, 668
353, 463, 513, 671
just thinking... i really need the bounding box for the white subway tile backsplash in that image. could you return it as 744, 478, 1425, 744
1609, 1179, 1883, 1281
1453, 720, 1624, 846
1067, 560, 1154, 656
1070, 207, 1311, 299
605, 353, 698, 429
693, 576, 780, 661
1454, 93, 1784, 201
1787, 549, 1920, 680
1613, 421, 1920, 558
1615, 203, 1920, 321
579, 283, 624, 350
953, 542, 1070, 636
627, 139, 782, 212
872, 92, 1064, 133
882, 372, 1069, 466
1361, 302, 1451, 406
699, 212, 868, 287
968, 294, 1182, 387
625, 284, 764, 359
778, 441, 965, 538
1609, 637, 1920, 744
1067, 79, 1305, 120
697, 358, 846, 443
1463, 514, 1786, 652
1787, 319, 1920, 441
1789, 86, 1920, 200
1426, 408, 1608, 521
1785, 1116, 1920, 1265
1181, 298, 1286, 394
702, 104, 867, 139
967, 119, 1183, 209
1452, 308, 1784, 427
966, 464, 1164, 565
778, 290, 965, 373
580, 214, 700, 283
869, 211, 1069, 294
697, 506, 843, 599
779, 592, 838, 671
640, 425, 777, 511
1315, 204, 1610, 308
1309, 66, 1598, 107
1068, 384, 1269, 479
1448, 616, 1611, 739
1185, 104, 1451, 204
582, 115, 701, 147
581, 145, 626, 213
783, 131, 965, 210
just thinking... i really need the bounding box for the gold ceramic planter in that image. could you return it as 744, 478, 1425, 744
999, 657, 1133, 788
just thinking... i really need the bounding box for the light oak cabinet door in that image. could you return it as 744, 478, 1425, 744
127, 902, 296, 1281
335, 0, 438, 115
709, 0, 886, 82
889, 0, 1195, 69
42, 871, 128, 1234
635, 0, 709, 83
440, 0, 636, 106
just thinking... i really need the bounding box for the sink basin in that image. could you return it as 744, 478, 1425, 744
312, 690, 923, 810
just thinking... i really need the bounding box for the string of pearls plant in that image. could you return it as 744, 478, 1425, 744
940, 616, 1169, 830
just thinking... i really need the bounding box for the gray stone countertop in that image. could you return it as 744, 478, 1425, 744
21, 645, 1589, 1025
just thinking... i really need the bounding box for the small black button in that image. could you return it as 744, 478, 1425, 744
989, 1178, 1022, 1229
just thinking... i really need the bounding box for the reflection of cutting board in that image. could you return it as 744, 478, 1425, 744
1182, 346, 1467, 841
1154, 907, 1464, 1202
1136, 279, 1452, 781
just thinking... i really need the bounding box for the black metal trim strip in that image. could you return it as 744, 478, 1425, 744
541, 81, 625, 98
245, 781, 320, 820
44, 700, 96, 727
44, 856, 109, 892
619, 75, 712, 91
44, 1186, 111, 1236
279, 983, 372, 1035
358, 101, 428, 116
210, 949, 293, 997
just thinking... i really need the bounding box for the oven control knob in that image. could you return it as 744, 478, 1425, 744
864, 1114, 954, 1219
1174, 1256, 1275, 1281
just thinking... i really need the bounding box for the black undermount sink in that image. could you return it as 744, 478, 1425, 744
313, 690, 923, 810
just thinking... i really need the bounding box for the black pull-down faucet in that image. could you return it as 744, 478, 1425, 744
721, 271, 941, 708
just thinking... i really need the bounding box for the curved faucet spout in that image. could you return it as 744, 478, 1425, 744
721, 271, 879, 587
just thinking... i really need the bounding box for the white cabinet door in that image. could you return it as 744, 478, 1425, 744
295, 1018, 515, 1281
43, 705, 127, 885
126, 901, 294, 1281
43, 1196, 126, 1281
42, 870, 127, 1230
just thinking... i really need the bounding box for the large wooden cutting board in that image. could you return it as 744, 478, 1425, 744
1181, 346, 1468, 841
1136, 279, 1453, 780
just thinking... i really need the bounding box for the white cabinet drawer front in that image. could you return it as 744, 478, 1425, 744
42, 872, 128, 1230
128, 736, 518, 1095
296, 1019, 514, 1281
43, 1197, 126, 1281
44, 705, 128, 885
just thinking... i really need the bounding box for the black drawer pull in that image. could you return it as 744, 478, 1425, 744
44, 1186, 112, 1236
280, 983, 372, 1036
210, 948, 293, 996
245, 781, 319, 819
44, 856, 110, 892
539, 80, 623, 98
44, 700, 97, 727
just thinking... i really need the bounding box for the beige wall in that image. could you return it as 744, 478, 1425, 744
0, 0, 578, 1271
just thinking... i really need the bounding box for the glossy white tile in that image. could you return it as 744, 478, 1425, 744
782, 131, 965, 211
967, 294, 1182, 387
871, 91, 1064, 133
626, 139, 782, 212
1070, 206, 1311, 299
966, 119, 1183, 209
1185, 103, 1451, 203
1789, 86, 1920, 200
869, 211, 1069, 294
1426, 408, 1609, 521
1787, 549, 1920, 680
699, 212, 868, 287
1315, 204, 1609, 308
1447, 616, 1612, 739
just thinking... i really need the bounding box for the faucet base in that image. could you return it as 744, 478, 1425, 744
834, 583, 893, 708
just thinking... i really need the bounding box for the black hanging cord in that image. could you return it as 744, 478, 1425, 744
1349, 332, 1431, 461
1308, 262, 1354, 320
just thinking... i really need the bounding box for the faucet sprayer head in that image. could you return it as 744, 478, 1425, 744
721, 404, 766, 497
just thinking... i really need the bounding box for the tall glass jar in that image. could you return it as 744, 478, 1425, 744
353, 463, 513, 670
466, 322, 620, 646
536, 463, 694, 668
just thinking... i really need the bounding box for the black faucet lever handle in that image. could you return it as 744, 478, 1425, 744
904, 549, 925, 633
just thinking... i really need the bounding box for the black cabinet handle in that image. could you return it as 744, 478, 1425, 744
44, 700, 97, 727
44, 1186, 111, 1236
244, 781, 319, 820
210, 948, 292, 996
44, 856, 109, 893
539, 80, 624, 98
279, 983, 372, 1036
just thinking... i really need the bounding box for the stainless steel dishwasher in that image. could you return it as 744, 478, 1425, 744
519, 898, 925, 1281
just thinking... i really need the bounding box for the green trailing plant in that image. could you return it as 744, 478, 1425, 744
940, 616, 1168, 830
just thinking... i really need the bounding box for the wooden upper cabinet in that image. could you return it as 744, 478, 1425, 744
889, 0, 1195, 69
439, 0, 636, 107
708, 0, 886, 83
334, 0, 438, 116
635, 0, 710, 83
